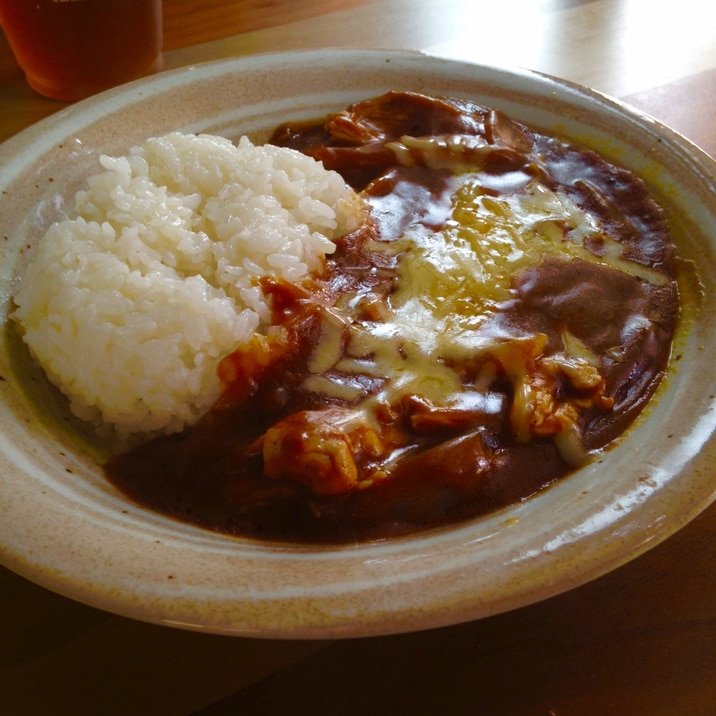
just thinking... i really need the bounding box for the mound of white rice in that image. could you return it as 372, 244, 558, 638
13, 132, 364, 436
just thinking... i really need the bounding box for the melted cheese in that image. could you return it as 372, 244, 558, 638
304, 174, 663, 411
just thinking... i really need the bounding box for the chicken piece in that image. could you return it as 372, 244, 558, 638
325, 91, 481, 145
478, 335, 612, 454
508, 348, 614, 470
216, 277, 335, 409
401, 393, 498, 434
513, 371, 581, 439
216, 331, 288, 407
261, 407, 386, 496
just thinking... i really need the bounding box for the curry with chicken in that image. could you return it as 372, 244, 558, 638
106, 92, 678, 542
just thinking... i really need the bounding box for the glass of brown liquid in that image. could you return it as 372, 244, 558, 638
0, 0, 163, 101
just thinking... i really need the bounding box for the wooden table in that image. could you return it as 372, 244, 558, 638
1, 1, 714, 713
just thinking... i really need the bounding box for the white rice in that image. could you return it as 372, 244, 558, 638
13, 132, 364, 436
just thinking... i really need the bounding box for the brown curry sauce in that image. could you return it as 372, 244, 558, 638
105, 92, 678, 543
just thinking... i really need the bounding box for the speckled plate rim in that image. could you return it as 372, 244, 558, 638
0, 49, 714, 639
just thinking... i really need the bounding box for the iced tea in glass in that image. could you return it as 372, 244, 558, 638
0, 0, 162, 101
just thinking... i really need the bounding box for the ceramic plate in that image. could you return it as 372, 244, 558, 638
0, 50, 714, 638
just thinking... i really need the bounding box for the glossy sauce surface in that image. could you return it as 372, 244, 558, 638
106, 92, 678, 543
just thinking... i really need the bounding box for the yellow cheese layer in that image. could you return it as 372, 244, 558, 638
305, 175, 663, 408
